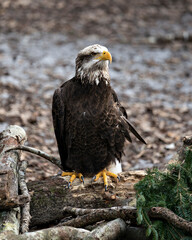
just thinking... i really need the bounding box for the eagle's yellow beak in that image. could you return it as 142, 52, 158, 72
95, 51, 112, 63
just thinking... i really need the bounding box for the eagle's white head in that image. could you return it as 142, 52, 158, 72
75, 44, 112, 85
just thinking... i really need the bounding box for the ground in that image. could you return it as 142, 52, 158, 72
0, 0, 192, 181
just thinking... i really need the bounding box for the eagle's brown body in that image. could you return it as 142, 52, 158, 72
52, 44, 145, 178
52, 77, 145, 176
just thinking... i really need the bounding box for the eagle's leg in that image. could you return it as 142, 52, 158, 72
61, 172, 84, 188
93, 169, 120, 191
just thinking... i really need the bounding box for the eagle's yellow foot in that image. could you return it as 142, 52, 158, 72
61, 172, 84, 188
93, 169, 120, 191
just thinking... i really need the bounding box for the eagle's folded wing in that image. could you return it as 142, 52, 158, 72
112, 89, 146, 145
52, 88, 71, 171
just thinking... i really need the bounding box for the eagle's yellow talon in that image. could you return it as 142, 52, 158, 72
61, 171, 84, 186
102, 170, 108, 187
78, 173, 84, 183
61, 172, 74, 177
69, 174, 77, 183
94, 169, 119, 190
105, 171, 118, 179
94, 171, 102, 181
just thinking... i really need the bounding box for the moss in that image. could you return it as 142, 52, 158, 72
1, 223, 17, 232
49, 186, 67, 195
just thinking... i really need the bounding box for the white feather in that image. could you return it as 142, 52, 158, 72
83, 60, 95, 70
107, 159, 122, 174
95, 78, 99, 85
79, 44, 108, 55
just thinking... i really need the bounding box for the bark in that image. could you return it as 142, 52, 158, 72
63, 206, 135, 216
1, 218, 127, 240
0, 125, 28, 209
149, 207, 192, 235
28, 170, 145, 227
60, 206, 137, 228
0, 208, 20, 238
177, 135, 192, 162
0, 125, 27, 237
18, 161, 31, 233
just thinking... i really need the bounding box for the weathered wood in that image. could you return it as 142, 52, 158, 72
0, 125, 27, 236
6, 145, 61, 169
28, 170, 146, 227
149, 207, 192, 235
60, 206, 137, 228
0, 125, 28, 209
0, 208, 20, 238
18, 161, 31, 233
2, 218, 127, 240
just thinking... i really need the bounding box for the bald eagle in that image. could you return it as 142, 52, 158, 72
52, 44, 146, 190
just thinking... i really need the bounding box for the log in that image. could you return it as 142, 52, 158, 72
0, 125, 27, 237
3, 218, 127, 240
28, 170, 145, 227
0, 125, 28, 209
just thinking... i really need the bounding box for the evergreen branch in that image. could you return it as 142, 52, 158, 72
135, 147, 192, 239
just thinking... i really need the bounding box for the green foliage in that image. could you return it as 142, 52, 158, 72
135, 148, 192, 240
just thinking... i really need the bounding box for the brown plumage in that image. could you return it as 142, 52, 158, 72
52, 44, 146, 177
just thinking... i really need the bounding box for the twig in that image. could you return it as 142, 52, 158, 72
60, 206, 137, 228
18, 161, 31, 233
6, 145, 62, 169
149, 207, 192, 235
63, 205, 136, 216
63, 206, 94, 216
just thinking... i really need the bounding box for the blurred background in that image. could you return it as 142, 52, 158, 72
0, 0, 192, 181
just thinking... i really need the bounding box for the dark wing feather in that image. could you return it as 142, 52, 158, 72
121, 116, 146, 144
52, 88, 71, 171
112, 89, 146, 145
